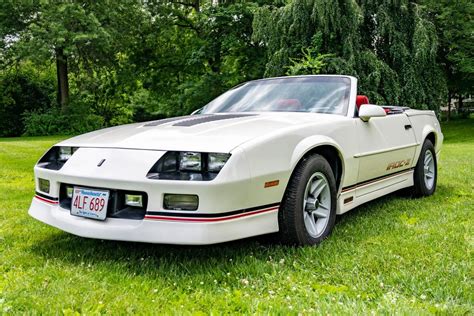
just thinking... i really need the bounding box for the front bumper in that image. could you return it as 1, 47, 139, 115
29, 147, 281, 244
29, 197, 279, 245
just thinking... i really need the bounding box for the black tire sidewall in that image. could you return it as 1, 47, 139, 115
414, 140, 437, 196
280, 154, 337, 245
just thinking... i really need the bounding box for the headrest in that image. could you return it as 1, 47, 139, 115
356, 95, 370, 110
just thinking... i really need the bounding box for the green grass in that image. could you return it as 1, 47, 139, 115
0, 120, 473, 315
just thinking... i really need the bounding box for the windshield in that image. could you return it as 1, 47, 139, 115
200, 76, 351, 115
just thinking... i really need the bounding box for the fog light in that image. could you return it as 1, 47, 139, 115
66, 186, 73, 198
164, 194, 198, 211
125, 194, 143, 207
38, 178, 50, 194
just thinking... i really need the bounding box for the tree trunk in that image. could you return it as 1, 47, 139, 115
193, 0, 200, 12
55, 47, 69, 111
447, 92, 451, 121
458, 94, 465, 118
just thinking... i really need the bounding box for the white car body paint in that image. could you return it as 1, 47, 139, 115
28, 75, 443, 244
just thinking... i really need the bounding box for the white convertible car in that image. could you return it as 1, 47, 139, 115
29, 75, 443, 246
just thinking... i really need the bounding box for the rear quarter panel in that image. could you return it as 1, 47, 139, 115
405, 110, 443, 165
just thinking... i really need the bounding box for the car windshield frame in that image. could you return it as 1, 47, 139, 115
200, 76, 352, 116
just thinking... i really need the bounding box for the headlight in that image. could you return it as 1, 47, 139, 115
147, 151, 231, 181
208, 153, 230, 172
59, 146, 75, 161
37, 146, 78, 170
179, 152, 202, 171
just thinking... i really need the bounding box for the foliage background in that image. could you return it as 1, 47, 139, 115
0, 0, 472, 137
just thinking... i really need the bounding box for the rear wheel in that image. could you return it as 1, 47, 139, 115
278, 154, 337, 246
413, 139, 437, 197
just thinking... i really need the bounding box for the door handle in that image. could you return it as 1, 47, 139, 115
404, 124, 412, 130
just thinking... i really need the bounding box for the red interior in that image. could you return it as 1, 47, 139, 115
274, 99, 302, 110
356, 95, 392, 114
356, 95, 369, 110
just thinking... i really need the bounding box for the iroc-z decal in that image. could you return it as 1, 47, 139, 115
386, 159, 411, 171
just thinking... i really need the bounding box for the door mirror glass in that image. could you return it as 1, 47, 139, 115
358, 104, 387, 122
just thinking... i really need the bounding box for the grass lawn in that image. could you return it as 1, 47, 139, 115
0, 120, 472, 314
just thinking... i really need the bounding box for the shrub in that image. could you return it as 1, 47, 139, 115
127, 87, 168, 122
23, 110, 104, 136
0, 69, 54, 137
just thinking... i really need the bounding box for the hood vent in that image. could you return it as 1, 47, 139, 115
172, 114, 257, 127
143, 116, 193, 127
143, 114, 257, 127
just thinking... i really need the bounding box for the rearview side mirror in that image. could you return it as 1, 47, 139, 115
358, 104, 387, 122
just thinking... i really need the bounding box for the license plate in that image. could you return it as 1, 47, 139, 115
71, 187, 109, 221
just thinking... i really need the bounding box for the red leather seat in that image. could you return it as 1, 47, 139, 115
356, 95, 369, 110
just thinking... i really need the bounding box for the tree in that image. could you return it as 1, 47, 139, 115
126, 0, 267, 116
253, 0, 447, 112
0, 64, 55, 137
422, 0, 474, 118
286, 34, 333, 75
1, 1, 144, 111
0, 0, 463, 138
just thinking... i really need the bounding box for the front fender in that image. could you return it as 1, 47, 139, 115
290, 135, 346, 171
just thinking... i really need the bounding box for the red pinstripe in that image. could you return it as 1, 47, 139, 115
144, 206, 279, 222
35, 195, 59, 205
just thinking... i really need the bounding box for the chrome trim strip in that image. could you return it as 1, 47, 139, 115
354, 143, 419, 158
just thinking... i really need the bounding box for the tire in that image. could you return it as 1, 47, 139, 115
278, 154, 337, 246
412, 139, 437, 197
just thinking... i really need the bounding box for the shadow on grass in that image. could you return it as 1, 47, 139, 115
28, 183, 456, 277
29, 228, 279, 276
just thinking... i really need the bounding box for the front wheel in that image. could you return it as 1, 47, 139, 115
412, 139, 437, 197
278, 154, 337, 246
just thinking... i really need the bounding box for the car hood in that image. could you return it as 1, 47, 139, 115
58, 112, 345, 153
